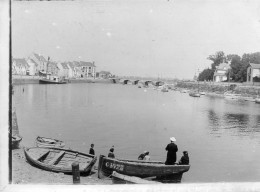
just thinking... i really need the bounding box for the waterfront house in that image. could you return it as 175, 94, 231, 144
67, 62, 76, 78
213, 62, 230, 82
57, 62, 69, 78
79, 61, 96, 78
47, 61, 59, 76
12, 58, 29, 75
247, 63, 260, 84
27, 58, 37, 75
98, 71, 111, 79
72, 61, 82, 78
29, 53, 47, 75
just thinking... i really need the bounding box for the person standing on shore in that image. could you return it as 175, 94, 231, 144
165, 137, 178, 165
89, 143, 95, 155
108, 146, 115, 158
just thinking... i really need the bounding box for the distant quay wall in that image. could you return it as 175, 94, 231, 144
176, 81, 260, 96
12, 76, 113, 85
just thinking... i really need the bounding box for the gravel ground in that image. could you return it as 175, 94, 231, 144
12, 147, 112, 185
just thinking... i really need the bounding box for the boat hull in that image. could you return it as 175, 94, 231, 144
39, 79, 67, 84
24, 147, 97, 174
111, 171, 160, 184
189, 92, 200, 97
98, 155, 190, 180
35, 136, 65, 148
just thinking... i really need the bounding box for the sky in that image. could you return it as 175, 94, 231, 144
12, 0, 260, 79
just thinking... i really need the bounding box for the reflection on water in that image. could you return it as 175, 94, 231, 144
208, 109, 260, 138
13, 84, 260, 182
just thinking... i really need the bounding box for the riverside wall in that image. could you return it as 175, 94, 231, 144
176, 81, 260, 96
12, 76, 114, 85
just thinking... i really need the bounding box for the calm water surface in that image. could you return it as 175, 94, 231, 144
13, 83, 260, 183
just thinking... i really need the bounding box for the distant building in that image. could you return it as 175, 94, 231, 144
47, 61, 59, 76
97, 71, 112, 79
79, 61, 96, 78
12, 58, 29, 75
29, 53, 47, 74
27, 58, 37, 75
247, 63, 260, 83
57, 62, 69, 78
213, 62, 230, 82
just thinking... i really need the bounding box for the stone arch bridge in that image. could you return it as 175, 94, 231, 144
109, 78, 165, 86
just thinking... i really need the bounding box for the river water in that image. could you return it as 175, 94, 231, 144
13, 83, 260, 183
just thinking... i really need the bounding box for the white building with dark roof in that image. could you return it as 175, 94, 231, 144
213, 62, 230, 82
247, 63, 260, 83
79, 61, 96, 78
29, 53, 47, 74
12, 58, 29, 75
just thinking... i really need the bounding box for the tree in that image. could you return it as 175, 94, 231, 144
207, 51, 226, 70
198, 68, 214, 81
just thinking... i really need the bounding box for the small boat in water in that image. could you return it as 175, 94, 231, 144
224, 92, 241, 100
161, 87, 169, 92
39, 76, 67, 84
255, 98, 260, 104
98, 155, 190, 182
180, 89, 188, 93
200, 92, 206, 95
35, 136, 65, 148
111, 171, 160, 184
24, 147, 97, 174
189, 92, 200, 97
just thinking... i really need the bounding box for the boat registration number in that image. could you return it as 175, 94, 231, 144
105, 162, 124, 171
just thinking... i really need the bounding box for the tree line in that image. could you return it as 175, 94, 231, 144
198, 51, 260, 82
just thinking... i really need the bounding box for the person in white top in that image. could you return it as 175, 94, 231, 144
143, 151, 150, 161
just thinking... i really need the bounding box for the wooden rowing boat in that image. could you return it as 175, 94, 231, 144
98, 155, 190, 181
111, 171, 160, 184
35, 136, 65, 148
24, 147, 97, 174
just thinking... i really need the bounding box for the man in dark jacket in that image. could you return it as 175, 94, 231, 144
165, 137, 178, 165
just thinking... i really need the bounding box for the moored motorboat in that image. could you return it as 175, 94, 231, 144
39, 77, 67, 84
111, 171, 160, 184
189, 92, 200, 97
161, 87, 169, 92
24, 147, 97, 174
35, 136, 65, 148
98, 155, 190, 182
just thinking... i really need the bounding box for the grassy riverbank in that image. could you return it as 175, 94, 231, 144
176, 81, 260, 97
12, 147, 111, 185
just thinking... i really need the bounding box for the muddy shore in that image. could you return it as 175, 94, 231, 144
12, 147, 112, 185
